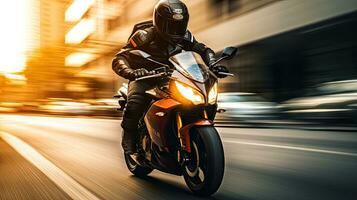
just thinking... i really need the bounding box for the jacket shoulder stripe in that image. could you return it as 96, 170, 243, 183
129, 38, 138, 48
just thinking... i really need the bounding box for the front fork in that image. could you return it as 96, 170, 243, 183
176, 110, 214, 165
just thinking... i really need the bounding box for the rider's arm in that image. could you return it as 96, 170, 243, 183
112, 52, 135, 81
112, 28, 154, 80
182, 31, 217, 67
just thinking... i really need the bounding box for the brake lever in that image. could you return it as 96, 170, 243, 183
218, 72, 234, 77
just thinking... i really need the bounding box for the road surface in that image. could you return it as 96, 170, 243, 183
0, 114, 357, 200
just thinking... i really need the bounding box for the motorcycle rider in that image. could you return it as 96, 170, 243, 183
112, 0, 230, 154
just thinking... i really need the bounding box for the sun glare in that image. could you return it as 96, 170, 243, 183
0, 0, 28, 74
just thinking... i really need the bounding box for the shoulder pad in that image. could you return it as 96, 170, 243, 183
183, 30, 194, 43
115, 48, 131, 57
129, 28, 154, 48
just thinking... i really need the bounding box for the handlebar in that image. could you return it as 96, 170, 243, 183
135, 72, 168, 81
135, 67, 234, 81
135, 66, 172, 81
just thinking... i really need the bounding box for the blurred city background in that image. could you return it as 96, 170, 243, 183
0, 0, 356, 126
1, 1, 357, 200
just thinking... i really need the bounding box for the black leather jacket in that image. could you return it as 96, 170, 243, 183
112, 27, 217, 80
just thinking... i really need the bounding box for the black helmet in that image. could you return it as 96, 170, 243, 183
153, 0, 189, 41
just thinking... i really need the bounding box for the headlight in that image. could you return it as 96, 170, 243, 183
174, 81, 204, 105
208, 82, 218, 104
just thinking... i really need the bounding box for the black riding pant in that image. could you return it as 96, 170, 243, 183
121, 80, 156, 138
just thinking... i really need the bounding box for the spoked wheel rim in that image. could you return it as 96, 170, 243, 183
125, 154, 137, 171
124, 152, 153, 177
185, 136, 207, 188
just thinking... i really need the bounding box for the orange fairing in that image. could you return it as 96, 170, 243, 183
154, 98, 181, 110
145, 98, 181, 149
180, 120, 214, 153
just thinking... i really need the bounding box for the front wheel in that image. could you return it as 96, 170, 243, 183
183, 126, 225, 196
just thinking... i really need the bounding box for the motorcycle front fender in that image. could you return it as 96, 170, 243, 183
179, 119, 214, 153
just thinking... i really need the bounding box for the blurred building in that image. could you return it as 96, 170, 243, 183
221, 0, 357, 101
0, 0, 68, 102
24, 0, 68, 100
63, 0, 127, 99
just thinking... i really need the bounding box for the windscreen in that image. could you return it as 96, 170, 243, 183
169, 52, 209, 82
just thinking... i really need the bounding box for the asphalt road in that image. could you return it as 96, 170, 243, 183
0, 114, 357, 200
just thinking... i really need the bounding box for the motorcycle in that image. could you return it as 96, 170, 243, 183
115, 47, 237, 196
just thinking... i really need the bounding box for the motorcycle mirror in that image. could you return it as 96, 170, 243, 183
221, 47, 238, 60
129, 50, 151, 59
210, 47, 238, 67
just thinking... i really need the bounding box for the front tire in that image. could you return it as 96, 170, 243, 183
124, 153, 153, 177
183, 126, 225, 196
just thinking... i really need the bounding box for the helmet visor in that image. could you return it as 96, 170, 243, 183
156, 12, 188, 38
165, 18, 188, 36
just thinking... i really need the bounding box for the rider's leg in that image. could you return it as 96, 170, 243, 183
121, 80, 153, 154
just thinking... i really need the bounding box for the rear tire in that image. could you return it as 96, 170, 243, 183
124, 153, 153, 177
183, 126, 225, 196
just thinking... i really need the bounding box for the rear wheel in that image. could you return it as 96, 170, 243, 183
124, 153, 153, 177
124, 118, 153, 177
183, 126, 225, 196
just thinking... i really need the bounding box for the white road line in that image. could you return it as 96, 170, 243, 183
0, 131, 101, 200
224, 140, 357, 157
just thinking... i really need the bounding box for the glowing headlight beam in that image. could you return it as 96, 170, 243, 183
175, 81, 204, 105
208, 82, 218, 104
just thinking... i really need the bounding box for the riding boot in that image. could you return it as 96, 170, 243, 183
121, 130, 138, 155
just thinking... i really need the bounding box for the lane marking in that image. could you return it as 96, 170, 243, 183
0, 131, 101, 200
2, 116, 121, 141
224, 140, 357, 157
